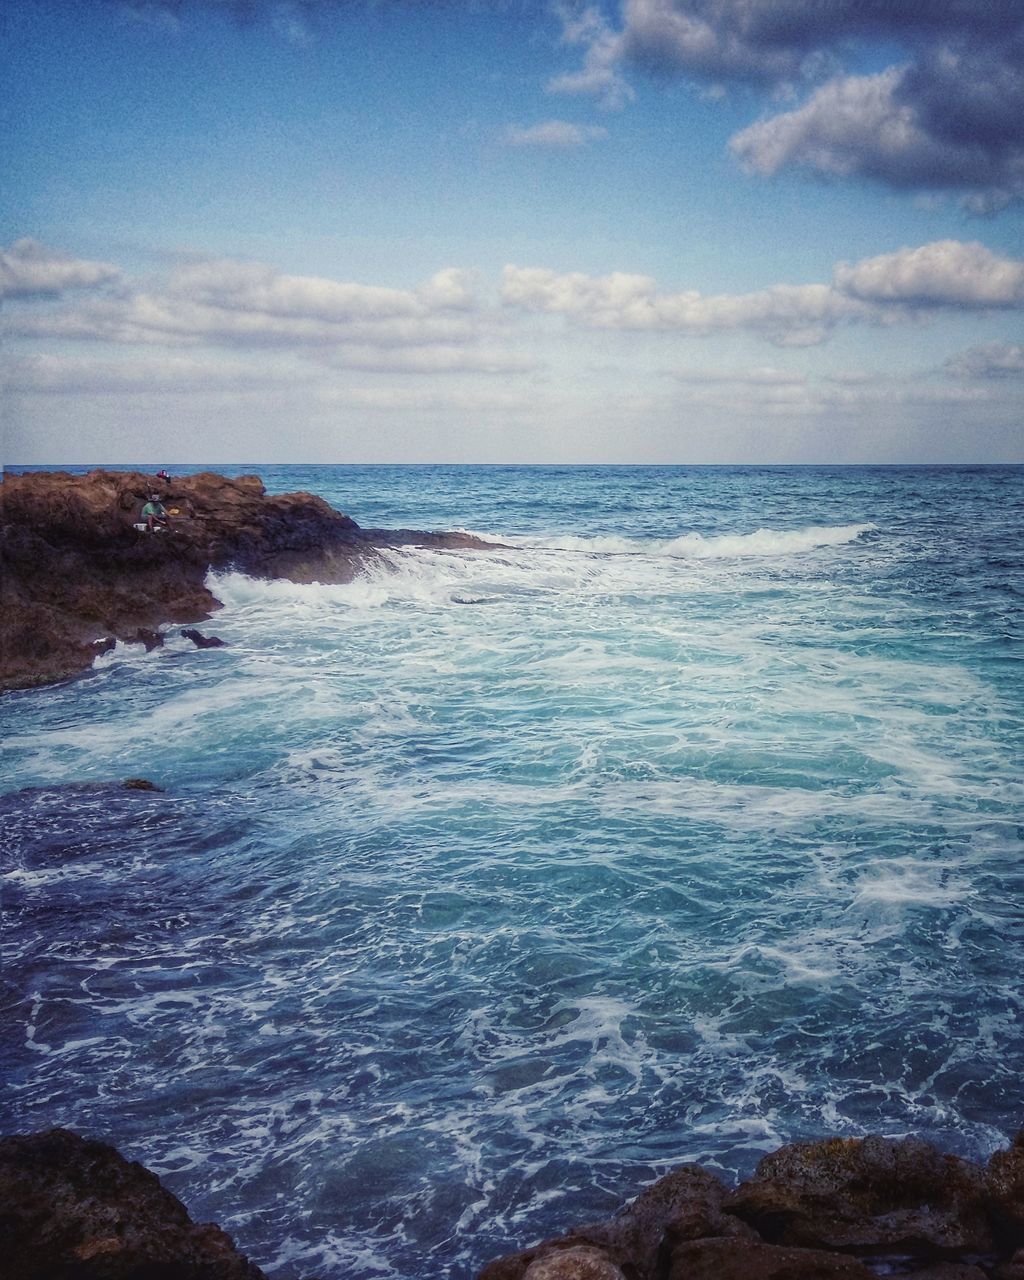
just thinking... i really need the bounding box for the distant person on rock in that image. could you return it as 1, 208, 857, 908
141, 494, 170, 532
156, 469, 171, 483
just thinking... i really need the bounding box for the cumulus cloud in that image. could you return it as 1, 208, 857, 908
166, 258, 475, 322
3, 254, 504, 357
730, 68, 1024, 202
499, 239, 1024, 345
833, 240, 1024, 307
502, 239, 1024, 345
944, 341, 1024, 377
502, 120, 609, 147
501, 264, 868, 346
554, 0, 1024, 207
0, 239, 122, 298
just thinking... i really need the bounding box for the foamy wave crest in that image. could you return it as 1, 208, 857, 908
521, 523, 875, 559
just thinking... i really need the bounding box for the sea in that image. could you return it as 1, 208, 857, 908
2, 463, 1022, 1279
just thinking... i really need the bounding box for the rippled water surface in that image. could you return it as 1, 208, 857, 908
2, 465, 1023, 1278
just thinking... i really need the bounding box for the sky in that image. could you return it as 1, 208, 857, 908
2, 0, 1023, 464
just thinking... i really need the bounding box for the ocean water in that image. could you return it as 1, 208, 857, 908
2, 464, 1023, 1279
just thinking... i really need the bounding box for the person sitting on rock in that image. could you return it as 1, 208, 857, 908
141, 494, 170, 532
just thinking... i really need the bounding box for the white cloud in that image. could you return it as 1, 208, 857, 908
501, 264, 867, 345
3, 254, 511, 363
0, 238, 122, 298
167, 258, 473, 323
502, 120, 609, 148
834, 240, 1024, 307
501, 240, 1024, 348
547, 3, 634, 110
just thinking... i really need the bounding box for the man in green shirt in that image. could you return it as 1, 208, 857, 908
141, 494, 169, 531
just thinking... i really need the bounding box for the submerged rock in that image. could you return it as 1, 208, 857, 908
1, 468, 498, 692
180, 628, 226, 649
0, 1128, 267, 1279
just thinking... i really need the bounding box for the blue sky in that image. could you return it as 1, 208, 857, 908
3, 0, 1023, 463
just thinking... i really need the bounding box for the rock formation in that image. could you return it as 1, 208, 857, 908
0, 469, 495, 692
3, 1128, 1023, 1278
478, 1133, 1024, 1280
0, 1128, 267, 1280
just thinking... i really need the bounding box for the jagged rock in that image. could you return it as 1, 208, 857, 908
180, 629, 226, 649
723, 1135, 994, 1256
480, 1164, 756, 1279
131, 627, 164, 651
0, 1128, 267, 1280
1, 468, 497, 691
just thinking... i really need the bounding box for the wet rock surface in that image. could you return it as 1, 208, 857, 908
479, 1134, 1024, 1280
1, 468, 497, 692
0, 1128, 267, 1280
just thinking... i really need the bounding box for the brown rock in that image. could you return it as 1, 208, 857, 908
667, 1237, 876, 1279
724, 1135, 993, 1256
523, 1246, 626, 1279
0, 1127, 266, 1279
988, 1132, 1024, 1246
1, 468, 499, 692
478, 1164, 753, 1280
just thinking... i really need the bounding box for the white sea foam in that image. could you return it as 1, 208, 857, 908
4, 467, 1021, 1280
518, 523, 875, 559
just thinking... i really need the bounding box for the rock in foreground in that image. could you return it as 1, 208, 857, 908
479, 1133, 1024, 1280
0, 1128, 267, 1280
0, 468, 496, 691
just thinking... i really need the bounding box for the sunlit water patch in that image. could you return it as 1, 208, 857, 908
2, 465, 1023, 1278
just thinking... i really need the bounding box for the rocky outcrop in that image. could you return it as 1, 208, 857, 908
479, 1133, 1024, 1280
0, 468, 495, 691
0, 1128, 266, 1280
4, 1129, 1022, 1279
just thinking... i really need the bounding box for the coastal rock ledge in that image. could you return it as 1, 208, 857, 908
0, 468, 495, 692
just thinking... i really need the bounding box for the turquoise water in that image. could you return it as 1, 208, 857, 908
2, 465, 1023, 1278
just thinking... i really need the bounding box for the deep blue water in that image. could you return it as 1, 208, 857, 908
2, 465, 1023, 1278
